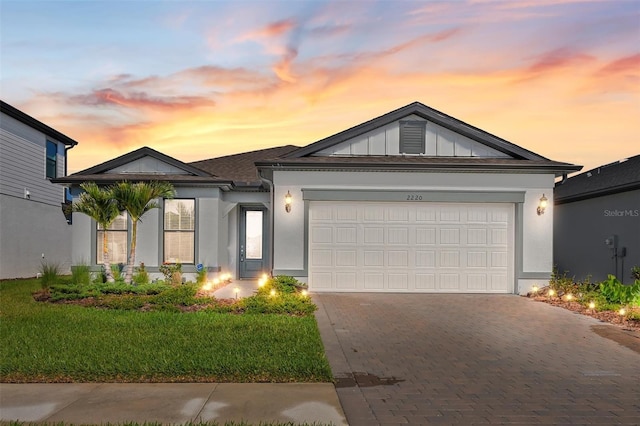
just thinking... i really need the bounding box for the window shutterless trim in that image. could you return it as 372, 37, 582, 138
163, 198, 196, 264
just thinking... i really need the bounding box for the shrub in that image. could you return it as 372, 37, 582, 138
241, 293, 316, 316
257, 275, 307, 296
70, 262, 91, 286
151, 283, 199, 306
599, 275, 640, 306
132, 262, 150, 286
111, 263, 125, 282
632, 266, 640, 281
159, 262, 182, 283
38, 262, 60, 290
549, 268, 577, 295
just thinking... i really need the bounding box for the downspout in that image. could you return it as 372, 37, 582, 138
63, 144, 77, 223
258, 168, 275, 275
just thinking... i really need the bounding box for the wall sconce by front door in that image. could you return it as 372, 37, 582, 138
537, 194, 548, 216
284, 191, 292, 213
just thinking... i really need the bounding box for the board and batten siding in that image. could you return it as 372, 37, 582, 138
314, 115, 510, 158
0, 127, 66, 207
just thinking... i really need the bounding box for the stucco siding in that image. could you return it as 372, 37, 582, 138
0, 194, 71, 278
271, 170, 555, 293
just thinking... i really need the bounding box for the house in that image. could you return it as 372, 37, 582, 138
55, 102, 581, 294
0, 100, 79, 279
554, 155, 640, 283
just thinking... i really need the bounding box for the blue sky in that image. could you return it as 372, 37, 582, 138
1, 0, 638, 173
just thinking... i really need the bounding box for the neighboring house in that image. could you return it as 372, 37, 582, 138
55, 102, 580, 294
0, 100, 78, 279
554, 155, 640, 283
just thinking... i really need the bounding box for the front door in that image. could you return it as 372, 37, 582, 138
239, 207, 267, 279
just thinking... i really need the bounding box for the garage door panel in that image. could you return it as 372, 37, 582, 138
440, 274, 461, 290
440, 228, 460, 244
311, 249, 333, 267
388, 273, 409, 289
364, 272, 384, 289
312, 227, 333, 243
388, 228, 409, 244
416, 274, 436, 289
336, 272, 357, 289
336, 227, 357, 243
416, 228, 436, 244
309, 201, 513, 293
468, 228, 488, 245
388, 250, 409, 267
416, 250, 436, 267
467, 274, 487, 291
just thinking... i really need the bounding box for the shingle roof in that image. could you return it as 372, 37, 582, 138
554, 154, 640, 203
190, 145, 299, 184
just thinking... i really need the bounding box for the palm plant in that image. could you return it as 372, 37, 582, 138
73, 182, 120, 283
111, 181, 175, 284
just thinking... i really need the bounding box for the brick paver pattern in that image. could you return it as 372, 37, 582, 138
316, 294, 640, 425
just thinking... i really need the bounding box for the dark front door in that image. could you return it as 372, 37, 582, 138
239, 207, 267, 279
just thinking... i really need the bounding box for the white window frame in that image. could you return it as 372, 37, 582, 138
163, 199, 195, 264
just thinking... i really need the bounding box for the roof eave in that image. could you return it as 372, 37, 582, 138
52, 176, 234, 188
555, 182, 640, 204
256, 161, 582, 176
1, 100, 79, 147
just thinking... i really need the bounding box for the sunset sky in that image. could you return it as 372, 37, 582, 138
1, 0, 638, 175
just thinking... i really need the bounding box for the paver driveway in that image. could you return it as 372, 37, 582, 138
314, 294, 640, 425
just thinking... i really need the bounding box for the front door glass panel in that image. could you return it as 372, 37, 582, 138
245, 210, 263, 259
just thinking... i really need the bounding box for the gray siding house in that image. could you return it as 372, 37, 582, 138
554, 155, 640, 283
0, 101, 79, 278
56, 102, 581, 294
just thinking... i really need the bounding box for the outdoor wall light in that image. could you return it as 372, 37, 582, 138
284, 191, 292, 213
537, 194, 548, 216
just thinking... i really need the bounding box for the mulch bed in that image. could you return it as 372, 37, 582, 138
528, 294, 640, 331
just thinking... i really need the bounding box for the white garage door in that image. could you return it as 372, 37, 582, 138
309, 201, 514, 293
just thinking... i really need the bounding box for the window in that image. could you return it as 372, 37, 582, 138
97, 212, 128, 264
164, 199, 195, 263
46, 141, 57, 178
399, 121, 426, 154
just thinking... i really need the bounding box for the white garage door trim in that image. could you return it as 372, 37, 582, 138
309, 201, 514, 293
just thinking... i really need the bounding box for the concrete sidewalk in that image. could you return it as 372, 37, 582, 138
0, 383, 348, 425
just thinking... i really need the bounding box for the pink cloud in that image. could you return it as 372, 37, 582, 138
238, 18, 297, 42
70, 88, 215, 110
595, 53, 640, 77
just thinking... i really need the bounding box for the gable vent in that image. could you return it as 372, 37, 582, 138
400, 121, 426, 154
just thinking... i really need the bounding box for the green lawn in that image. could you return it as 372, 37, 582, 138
0, 279, 332, 383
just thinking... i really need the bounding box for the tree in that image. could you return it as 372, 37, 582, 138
111, 181, 175, 284
72, 182, 120, 283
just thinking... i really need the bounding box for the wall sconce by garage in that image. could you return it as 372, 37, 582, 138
284, 191, 292, 213
537, 194, 548, 216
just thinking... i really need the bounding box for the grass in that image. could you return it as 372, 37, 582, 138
0, 279, 332, 383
